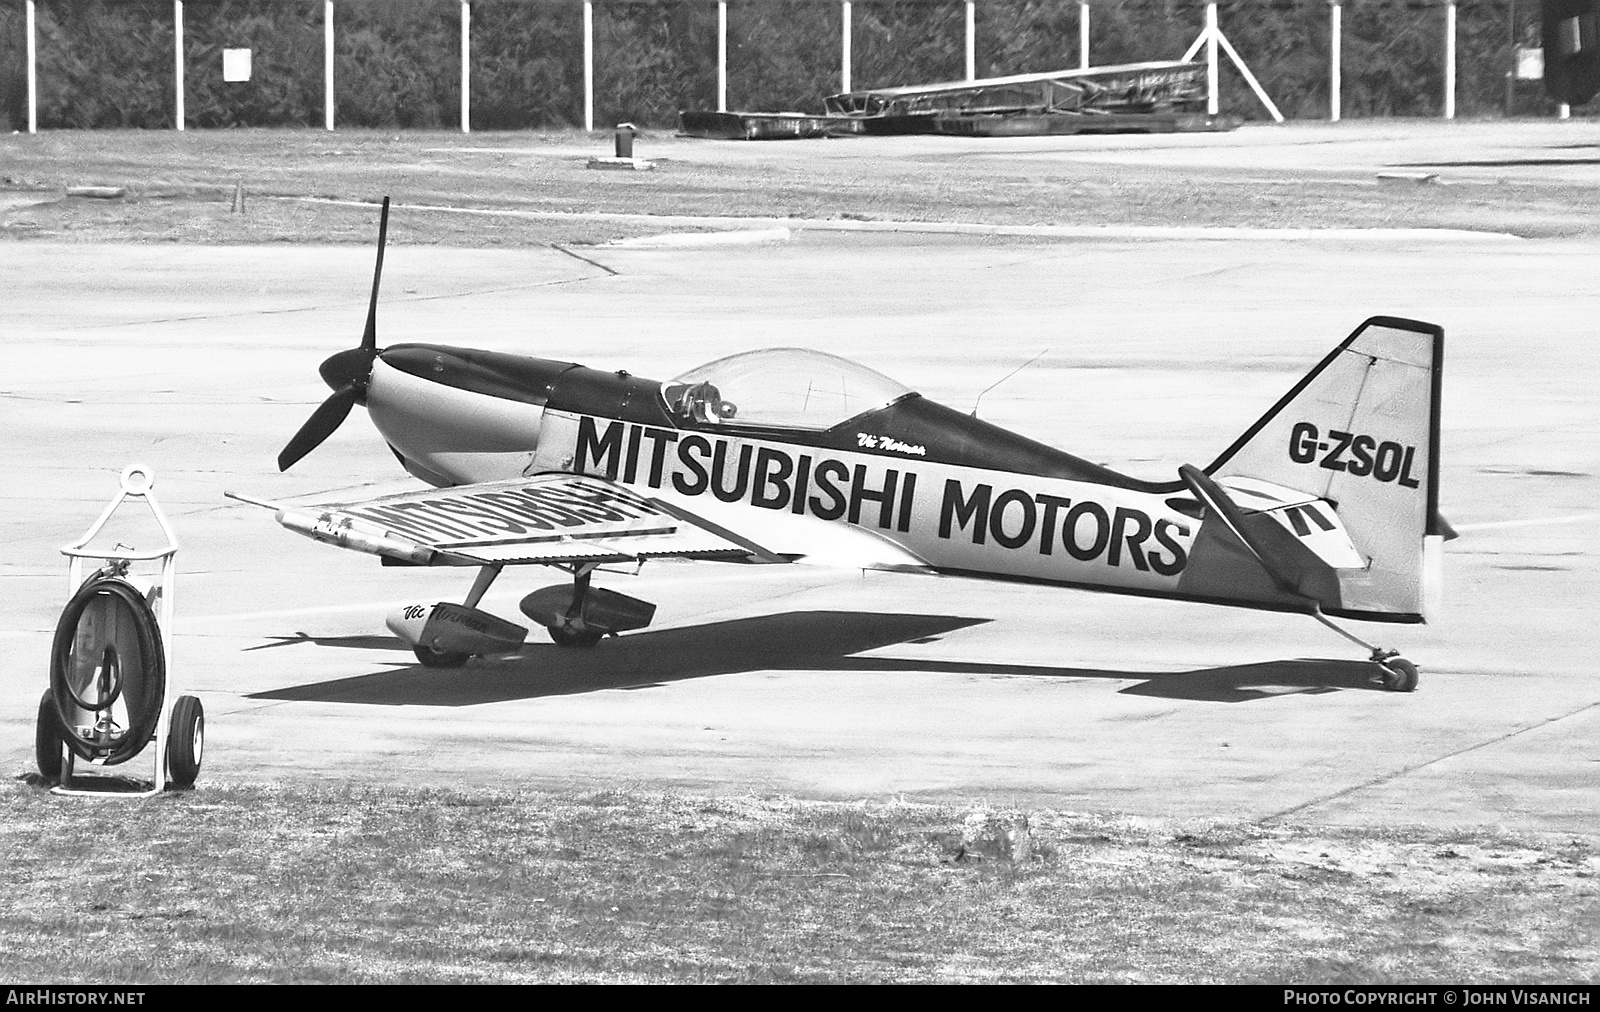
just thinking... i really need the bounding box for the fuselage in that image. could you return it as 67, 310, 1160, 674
360, 343, 1304, 611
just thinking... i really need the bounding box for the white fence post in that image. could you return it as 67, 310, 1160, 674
965, 2, 975, 81
1080, 2, 1089, 70
1330, 1, 1341, 122
1206, 2, 1219, 115
583, 1, 594, 131
718, 0, 727, 111
460, 1, 470, 133
841, 2, 852, 93
26, 0, 36, 132
1184, 3, 1285, 123
25, 0, 36, 132
324, 0, 334, 130
173, 1, 184, 131
1444, 1, 1457, 119
1215, 30, 1285, 122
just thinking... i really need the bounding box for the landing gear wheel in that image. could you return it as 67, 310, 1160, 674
167, 695, 204, 788
35, 690, 62, 782
547, 625, 603, 648
413, 645, 471, 668
1376, 656, 1419, 693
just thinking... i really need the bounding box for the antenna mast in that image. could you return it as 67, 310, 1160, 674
972, 348, 1050, 418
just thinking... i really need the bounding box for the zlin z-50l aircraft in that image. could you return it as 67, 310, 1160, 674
234, 200, 1447, 692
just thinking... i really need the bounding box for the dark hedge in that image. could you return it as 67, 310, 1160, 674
0, 0, 1568, 132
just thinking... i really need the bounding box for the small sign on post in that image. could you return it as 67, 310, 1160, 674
1516, 46, 1545, 80
223, 48, 252, 83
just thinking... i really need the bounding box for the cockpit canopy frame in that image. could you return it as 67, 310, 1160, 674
661, 348, 913, 432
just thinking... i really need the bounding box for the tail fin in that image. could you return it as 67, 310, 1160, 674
1200, 317, 1444, 622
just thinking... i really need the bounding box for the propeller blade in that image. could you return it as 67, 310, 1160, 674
361, 196, 390, 352
277, 385, 358, 472
279, 198, 390, 471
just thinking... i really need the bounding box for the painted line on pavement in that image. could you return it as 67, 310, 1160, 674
1455, 513, 1595, 532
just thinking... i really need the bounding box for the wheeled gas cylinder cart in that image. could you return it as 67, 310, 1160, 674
36, 465, 204, 796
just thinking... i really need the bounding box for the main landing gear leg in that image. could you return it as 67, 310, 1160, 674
411, 564, 504, 669
549, 564, 604, 649
1311, 608, 1418, 693
462, 564, 502, 611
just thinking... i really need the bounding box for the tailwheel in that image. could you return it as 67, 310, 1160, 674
1314, 610, 1419, 694
413, 645, 471, 668
547, 624, 603, 649
1373, 652, 1419, 693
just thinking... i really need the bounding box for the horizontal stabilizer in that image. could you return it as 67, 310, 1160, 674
1216, 476, 1365, 570
1180, 464, 1342, 610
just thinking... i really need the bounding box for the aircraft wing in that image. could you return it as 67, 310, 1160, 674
236, 473, 782, 567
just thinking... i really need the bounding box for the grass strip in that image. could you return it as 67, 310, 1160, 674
4, 128, 1598, 246
1, 780, 1594, 983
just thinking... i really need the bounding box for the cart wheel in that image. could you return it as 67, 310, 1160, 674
167, 695, 204, 788
35, 690, 62, 782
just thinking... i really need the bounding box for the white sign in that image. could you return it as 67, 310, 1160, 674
223, 48, 252, 83
1515, 46, 1544, 81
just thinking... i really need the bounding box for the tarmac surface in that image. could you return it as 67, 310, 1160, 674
3, 124, 1597, 836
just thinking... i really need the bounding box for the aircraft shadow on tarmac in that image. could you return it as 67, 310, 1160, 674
244, 632, 400, 652
245, 611, 1389, 707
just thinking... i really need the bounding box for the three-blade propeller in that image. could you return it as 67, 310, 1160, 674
277, 196, 391, 472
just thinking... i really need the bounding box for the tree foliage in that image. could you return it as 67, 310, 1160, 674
184, 1, 323, 127
0, 4, 20, 128
0, 0, 1568, 131
727, 2, 840, 112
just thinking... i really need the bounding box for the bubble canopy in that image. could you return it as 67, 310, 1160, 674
661, 348, 914, 431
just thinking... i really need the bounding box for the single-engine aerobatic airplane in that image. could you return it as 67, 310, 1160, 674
232, 199, 1448, 692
